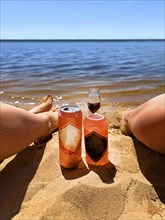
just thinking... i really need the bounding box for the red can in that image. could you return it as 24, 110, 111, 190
58, 105, 82, 169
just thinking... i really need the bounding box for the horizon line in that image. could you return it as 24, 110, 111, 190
1, 38, 165, 41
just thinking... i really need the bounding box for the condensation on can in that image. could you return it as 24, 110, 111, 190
58, 105, 82, 169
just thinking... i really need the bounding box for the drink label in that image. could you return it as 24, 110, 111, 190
85, 131, 107, 162
59, 123, 81, 155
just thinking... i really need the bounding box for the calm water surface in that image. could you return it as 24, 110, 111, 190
0, 41, 164, 108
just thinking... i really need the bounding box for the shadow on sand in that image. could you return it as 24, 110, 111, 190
134, 139, 165, 204
61, 159, 90, 180
61, 159, 116, 184
0, 143, 46, 220
88, 161, 116, 184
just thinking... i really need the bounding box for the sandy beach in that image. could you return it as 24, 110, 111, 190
0, 109, 165, 220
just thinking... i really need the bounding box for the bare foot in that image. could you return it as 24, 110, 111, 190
34, 107, 59, 144
29, 95, 54, 114
121, 110, 134, 136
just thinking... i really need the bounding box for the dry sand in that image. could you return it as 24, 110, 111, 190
0, 110, 165, 220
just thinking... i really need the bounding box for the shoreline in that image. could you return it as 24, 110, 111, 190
1, 91, 164, 111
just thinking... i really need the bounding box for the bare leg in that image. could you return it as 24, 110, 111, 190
123, 94, 165, 155
0, 102, 58, 160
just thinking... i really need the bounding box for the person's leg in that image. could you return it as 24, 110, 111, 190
0, 102, 58, 160
123, 94, 165, 155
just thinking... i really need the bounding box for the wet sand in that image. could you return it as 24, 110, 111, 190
0, 109, 165, 220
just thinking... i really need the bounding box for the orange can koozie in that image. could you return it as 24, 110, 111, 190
58, 105, 82, 169
84, 114, 108, 166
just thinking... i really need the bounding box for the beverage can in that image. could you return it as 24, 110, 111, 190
84, 113, 109, 166
58, 105, 82, 169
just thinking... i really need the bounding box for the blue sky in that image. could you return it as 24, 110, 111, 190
1, 0, 164, 39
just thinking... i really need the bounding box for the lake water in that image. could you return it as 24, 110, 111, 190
0, 40, 164, 109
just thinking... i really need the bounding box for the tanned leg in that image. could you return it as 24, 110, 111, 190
123, 94, 165, 155
0, 102, 58, 160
